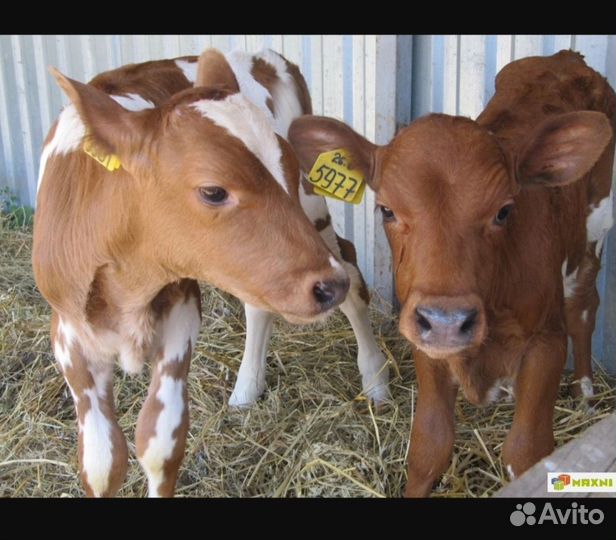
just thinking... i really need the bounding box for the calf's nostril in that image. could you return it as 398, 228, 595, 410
313, 282, 335, 305
459, 309, 478, 334
415, 309, 432, 333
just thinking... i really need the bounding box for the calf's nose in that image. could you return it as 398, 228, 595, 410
313, 278, 350, 311
415, 306, 478, 348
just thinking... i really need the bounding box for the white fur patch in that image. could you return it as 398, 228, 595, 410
175, 59, 198, 84
81, 388, 113, 496
485, 377, 514, 404
580, 376, 594, 398
506, 464, 516, 480
229, 303, 274, 407
110, 93, 155, 111
339, 262, 389, 403
561, 259, 578, 299
587, 193, 614, 257
139, 376, 185, 497
54, 318, 76, 370
225, 50, 275, 122
192, 94, 288, 194
161, 296, 200, 363
329, 255, 343, 271
581, 310, 588, 323
37, 105, 86, 194
253, 49, 303, 138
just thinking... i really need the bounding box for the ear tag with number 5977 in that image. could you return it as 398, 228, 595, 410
306, 149, 366, 204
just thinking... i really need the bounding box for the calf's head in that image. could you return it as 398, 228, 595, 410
50, 50, 348, 323
289, 112, 611, 356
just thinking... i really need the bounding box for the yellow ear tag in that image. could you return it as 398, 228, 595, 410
307, 149, 366, 204
83, 138, 122, 172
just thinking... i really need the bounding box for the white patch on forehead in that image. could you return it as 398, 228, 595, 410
580, 376, 594, 398
81, 388, 113, 496
175, 59, 198, 84
111, 93, 155, 111
140, 376, 185, 497
586, 193, 614, 257
225, 50, 274, 122
162, 296, 200, 363
192, 94, 288, 193
253, 49, 304, 138
37, 105, 85, 194
561, 259, 578, 299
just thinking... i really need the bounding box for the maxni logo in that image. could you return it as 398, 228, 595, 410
510, 502, 605, 526
547, 472, 616, 492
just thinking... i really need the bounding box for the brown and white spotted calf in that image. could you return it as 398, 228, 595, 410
289, 50, 615, 496
33, 48, 388, 497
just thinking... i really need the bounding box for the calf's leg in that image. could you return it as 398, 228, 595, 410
405, 352, 457, 497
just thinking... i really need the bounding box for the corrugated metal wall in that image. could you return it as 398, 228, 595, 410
0, 34, 396, 302
407, 34, 616, 372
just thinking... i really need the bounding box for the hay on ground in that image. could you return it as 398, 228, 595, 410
0, 220, 614, 497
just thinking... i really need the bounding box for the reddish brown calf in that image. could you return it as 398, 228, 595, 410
289, 50, 615, 496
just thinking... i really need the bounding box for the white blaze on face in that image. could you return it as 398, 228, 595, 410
586, 193, 614, 257
81, 388, 114, 497
37, 105, 86, 194
192, 94, 288, 194
581, 310, 588, 323
111, 93, 155, 111
175, 59, 198, 84
140, 376, 185, 496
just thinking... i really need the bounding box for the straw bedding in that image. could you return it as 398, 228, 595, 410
1, 220, 614, 497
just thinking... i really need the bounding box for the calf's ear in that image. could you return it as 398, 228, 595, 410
195, 49, 240, 93
516, 111, 612, 187
50, 67, 156, 172
288, 115, 382, 189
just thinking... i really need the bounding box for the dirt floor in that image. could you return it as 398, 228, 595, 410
1, 223, 614, 497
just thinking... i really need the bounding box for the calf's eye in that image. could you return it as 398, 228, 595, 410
494, 204, 513, 226
380, 206, 396, 222
199, 186, 228, 206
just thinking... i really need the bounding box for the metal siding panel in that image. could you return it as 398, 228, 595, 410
459, 35, 486, 119
0, 36, 18, 195
410, 34, 433, 118
322, 35, 346, 239
245, 35, 266, 53
282, 35, 302, 66
309, 35, 323, 115
211, 35, 231, 52
352, 35, 368, 276
12, 36, 41, 205
371, 35, 396, 304
574, 35, 609, 73
513, 35, 543, 59
442, 34, 459, 115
